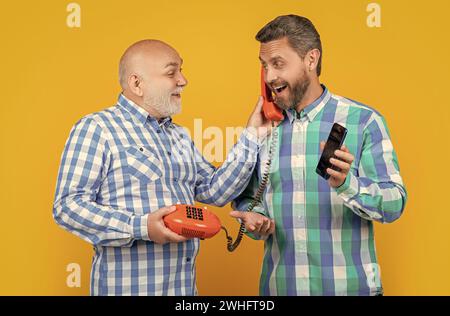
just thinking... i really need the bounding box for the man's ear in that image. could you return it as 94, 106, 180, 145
306, 48, 321, 74
128, 74, 144, 97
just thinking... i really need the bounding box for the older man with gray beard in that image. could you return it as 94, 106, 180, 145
53, 39, 272, 295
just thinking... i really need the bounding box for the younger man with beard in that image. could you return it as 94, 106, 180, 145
232, 15, 407, 296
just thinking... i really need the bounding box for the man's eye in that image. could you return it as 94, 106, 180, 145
167, 72, 174, 76
274, 62, 284, 68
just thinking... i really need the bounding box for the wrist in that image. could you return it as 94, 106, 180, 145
131, 214, 150, 241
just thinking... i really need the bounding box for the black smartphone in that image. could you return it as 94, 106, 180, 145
316, 123, 348, 180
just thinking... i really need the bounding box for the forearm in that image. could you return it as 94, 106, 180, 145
336, 172, 407, 223
231, 171, 270, 240
53, 194, 149, 247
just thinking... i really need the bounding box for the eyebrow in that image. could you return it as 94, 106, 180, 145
164, 59, 183, 68
259, 55, 285, 64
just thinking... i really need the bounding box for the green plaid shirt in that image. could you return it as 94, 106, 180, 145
232, 86, 407, 296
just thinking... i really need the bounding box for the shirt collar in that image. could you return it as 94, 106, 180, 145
117, 93, 173, 128
285, 84, 331, 124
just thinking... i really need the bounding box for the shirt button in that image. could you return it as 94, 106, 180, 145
139, 147, 144, 152
186, 257, 191, 262
156, 129, 161, 133
167, 151, 172, 156
174, 178, 178, 182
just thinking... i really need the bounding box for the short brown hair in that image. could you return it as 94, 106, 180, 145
256, 15, 322, 76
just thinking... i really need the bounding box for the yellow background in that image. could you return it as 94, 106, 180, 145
1, 0, 449, 295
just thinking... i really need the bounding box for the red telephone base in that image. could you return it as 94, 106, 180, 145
163, 204, 222, 239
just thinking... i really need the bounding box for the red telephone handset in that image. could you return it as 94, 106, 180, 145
163, 204, 222, 239
261, 67, 284, 121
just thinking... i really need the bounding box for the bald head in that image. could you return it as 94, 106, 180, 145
118, 39, 187, 119
119, 39, 182, 90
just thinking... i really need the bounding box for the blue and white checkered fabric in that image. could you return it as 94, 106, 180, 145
53, 94, 260, 295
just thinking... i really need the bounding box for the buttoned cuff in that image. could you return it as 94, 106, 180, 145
335, 172, 359, 201
131, 214, 150, 241
241, 128, 265, 149
246, 232, 268, 240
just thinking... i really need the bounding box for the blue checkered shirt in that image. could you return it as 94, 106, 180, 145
53, 94, 260, 295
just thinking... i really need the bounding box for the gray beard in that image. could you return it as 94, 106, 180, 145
144, 91, 181, 118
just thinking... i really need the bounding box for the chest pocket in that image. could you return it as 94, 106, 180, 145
124, 146, 163, 182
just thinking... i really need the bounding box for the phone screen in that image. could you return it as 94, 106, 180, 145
316, 123, 348, 180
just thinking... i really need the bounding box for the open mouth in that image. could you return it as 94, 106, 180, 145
272, 84, 288, 94
171, 93, 181, 98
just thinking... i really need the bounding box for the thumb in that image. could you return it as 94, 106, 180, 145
157, 205, 177, 217
229, 211, 246, 220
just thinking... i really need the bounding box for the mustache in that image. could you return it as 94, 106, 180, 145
171, 88, 184, 94
269, 80, 289, 89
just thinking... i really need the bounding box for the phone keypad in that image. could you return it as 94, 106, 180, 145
185, 206, 204, 221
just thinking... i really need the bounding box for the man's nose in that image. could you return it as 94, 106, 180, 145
265, 68, 277, 85
177, 73, 188, 86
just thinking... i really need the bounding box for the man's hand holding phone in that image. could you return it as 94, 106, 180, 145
246, 96, 280, 139
319, 141, 355, 188
147, 206, 188, 245
246, 66, 285, 140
